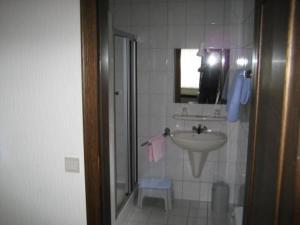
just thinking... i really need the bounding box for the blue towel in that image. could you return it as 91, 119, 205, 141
227, 70, 252, 122
240, 76, 252, 104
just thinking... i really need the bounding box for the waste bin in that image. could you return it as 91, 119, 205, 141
211, 181, 230, 213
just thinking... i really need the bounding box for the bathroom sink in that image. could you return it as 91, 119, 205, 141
170, 129, 227, 177
170, 130, 227, 152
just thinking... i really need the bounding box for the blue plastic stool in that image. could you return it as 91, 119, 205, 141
137, 177, 172, 211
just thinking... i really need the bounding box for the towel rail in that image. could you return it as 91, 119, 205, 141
141, 128, 170, 147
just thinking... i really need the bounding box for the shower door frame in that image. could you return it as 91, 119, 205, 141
113, 30, 138, 215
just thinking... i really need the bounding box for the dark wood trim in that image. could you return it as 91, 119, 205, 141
98, 0, 112, 224
275, 0, 298, 222
244, 0, 264, 224
294, 3, 300, 224
245, 0, 300, 225
295, 121, 300, 224
80, 0, 101, 224
80, 0, 111, 224
279, 0, 300, 224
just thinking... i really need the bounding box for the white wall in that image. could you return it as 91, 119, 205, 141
0, 1, 87, 225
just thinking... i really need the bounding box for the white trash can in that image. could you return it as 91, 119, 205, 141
211, 181, 230, 213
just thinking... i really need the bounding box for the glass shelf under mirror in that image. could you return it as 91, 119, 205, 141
172, 113, 227, 121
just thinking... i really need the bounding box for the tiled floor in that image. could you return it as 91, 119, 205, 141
122, 199, 231, 225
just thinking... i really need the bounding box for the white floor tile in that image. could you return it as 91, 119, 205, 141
170, 207, 189, 217
118, 200, 231, 225
173, 199, 190, 209
148, 210, 169, 224
189, 201, 208, 210
189, 208, 207, 218
187, 218, 207, 225
167, 215, 188, 225
127, 222, 146, 225
129, 208, 152, 222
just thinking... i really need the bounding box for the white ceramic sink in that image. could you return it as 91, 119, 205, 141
170, 129, 227, 177
171, 130, 227, 152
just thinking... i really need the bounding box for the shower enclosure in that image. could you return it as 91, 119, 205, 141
113, 30, 138, 214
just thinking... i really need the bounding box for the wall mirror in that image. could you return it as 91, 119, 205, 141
174, 48, 230, 104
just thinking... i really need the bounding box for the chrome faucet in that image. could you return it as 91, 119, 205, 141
192, 124, 207, 134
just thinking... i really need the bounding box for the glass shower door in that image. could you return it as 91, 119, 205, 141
114, 36, 130, 211
114, 34, 137, 213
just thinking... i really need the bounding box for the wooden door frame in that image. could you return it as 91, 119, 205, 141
244, 0, 300, 225
80, 0, 111, 224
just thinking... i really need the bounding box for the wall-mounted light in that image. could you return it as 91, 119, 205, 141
206, 53, 221, 67
236, 57, 249, 67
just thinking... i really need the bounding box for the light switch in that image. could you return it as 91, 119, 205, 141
65, 157, 80, 173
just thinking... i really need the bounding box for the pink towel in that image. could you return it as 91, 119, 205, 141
148, 135, 165, 162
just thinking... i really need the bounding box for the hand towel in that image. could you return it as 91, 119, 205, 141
240, 76, 252, 104
227, 70, 252, 122
148, 135, 165, 162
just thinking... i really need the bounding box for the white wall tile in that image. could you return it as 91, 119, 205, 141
223, 25, 244, 48
167, 50, 175, 72
165, 72, 175, 95
225, 163, 237, 184
166, 140, 184, 160
199, 182, 212, 202
173, 180, 183, 199
148, 73, 167, 94
138, 93, 149, 116
207, 150, 219, 162
113, 3, 131, 27
186, 25, 205, 48
149, 94, 167, 115
183, 159, 199, 181
166, 116, 184, 130
183, 181, 200, 200
243, 0, 255, 18
204, 24, 224, 48
227, 139, 239, 163
131, 3, 150, 26
186, 1, 205, 25
166, 158, 184, 180
168, 25, 187, 48
149, 26, 168, 48
215, 162, 227, 181
137, 48, 152, 72
149, 160, 167, 177
137, 72, 150, 93
131, 26, 150, 49
243, 23, 254, 47
166, 102, 188, 115
200, 162, 216, 183
150, 49, 168, 71
148, 116, 166, 136
168, 2, 186, 25
205, 0, 225, 25
138, 115, 150, 137
150, 3, 167, 25
224, 0, 244, 25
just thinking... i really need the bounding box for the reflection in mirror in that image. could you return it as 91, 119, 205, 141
175, 48, 230, 104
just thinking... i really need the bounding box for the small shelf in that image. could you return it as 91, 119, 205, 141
172, 114, 226, 121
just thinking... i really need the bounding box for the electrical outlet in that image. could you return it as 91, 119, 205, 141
65, 157, 80, 173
